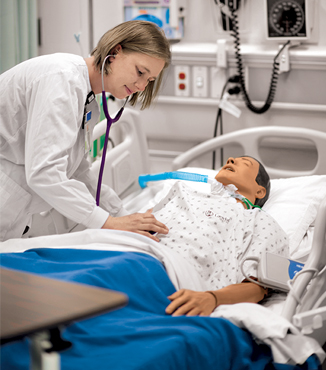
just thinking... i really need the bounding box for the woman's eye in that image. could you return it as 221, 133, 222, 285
137, 69, 143, 76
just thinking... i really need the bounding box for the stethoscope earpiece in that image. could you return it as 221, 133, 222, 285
101, 54, 115, 91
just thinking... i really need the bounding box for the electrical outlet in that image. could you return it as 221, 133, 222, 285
175, 65, 190, 97
192, 66, 208, 98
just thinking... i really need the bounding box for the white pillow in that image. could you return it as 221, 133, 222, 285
264, 175, 326, 256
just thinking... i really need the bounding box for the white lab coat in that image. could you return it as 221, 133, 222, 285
0, 53, 128, 241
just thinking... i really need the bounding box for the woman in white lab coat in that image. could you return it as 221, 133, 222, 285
0, 20, 170, 242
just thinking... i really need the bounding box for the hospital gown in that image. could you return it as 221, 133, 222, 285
153, 181, 289, 291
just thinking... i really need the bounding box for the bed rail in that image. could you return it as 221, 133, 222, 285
282, 196, 326, 345
172, 126, 326, 178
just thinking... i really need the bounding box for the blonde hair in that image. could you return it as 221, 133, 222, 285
91, 20, 171, 110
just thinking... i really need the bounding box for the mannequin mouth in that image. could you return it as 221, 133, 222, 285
223, 166, 235, 172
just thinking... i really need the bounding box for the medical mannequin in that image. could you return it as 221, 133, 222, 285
160, 157, 287, 317
0, 21, 170, 242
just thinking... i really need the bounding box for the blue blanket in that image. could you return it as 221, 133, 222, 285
0, 249, 321, 370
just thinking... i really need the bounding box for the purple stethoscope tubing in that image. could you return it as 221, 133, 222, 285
96, 55, 128, 206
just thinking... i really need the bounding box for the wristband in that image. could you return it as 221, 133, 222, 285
206, 291, 218, 308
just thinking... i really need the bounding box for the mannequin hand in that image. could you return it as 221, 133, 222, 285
166, 289, 217, 317
101, 209, 168, 242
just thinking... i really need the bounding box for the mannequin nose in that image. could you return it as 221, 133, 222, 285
227, 157, 235, 164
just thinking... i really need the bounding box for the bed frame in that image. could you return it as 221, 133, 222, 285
165, 123, 326, 347
172, 125, 326, 178
90, 108, 326, 346
28, 107, 326, 348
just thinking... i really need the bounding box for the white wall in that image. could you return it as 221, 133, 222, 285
36, 0, 326, 173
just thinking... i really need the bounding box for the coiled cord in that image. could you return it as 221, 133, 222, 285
230, 8, 290, 114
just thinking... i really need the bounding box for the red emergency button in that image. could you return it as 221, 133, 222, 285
179, 72, 186, 80
179, 83, 186, 90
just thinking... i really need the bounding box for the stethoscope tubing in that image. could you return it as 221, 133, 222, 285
96, 54, 128, 206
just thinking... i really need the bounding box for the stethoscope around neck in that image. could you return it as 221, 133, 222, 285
96, 54, 129, 206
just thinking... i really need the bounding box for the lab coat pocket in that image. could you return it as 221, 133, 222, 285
0, 171, 32, 241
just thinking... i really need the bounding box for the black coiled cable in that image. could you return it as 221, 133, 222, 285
230, 8, 290, 114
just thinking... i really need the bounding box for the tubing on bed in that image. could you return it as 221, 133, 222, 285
138, 171, 215, 188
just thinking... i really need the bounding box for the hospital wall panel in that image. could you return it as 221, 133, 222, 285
139, 40, 326, 172
37, 0, 90, 56
36, 0, 326, 173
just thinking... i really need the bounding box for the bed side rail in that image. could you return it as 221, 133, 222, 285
282, 196, 326, 343
172, 126, 326, 177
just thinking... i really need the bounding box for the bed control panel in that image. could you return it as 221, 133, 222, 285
258, 252, 304, 292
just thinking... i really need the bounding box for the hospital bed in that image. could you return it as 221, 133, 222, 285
1, 108, 326, 370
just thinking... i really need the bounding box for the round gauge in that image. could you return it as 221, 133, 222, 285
269, 0, 305, 37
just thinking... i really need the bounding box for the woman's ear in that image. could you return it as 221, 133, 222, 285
111, 44, 122, 56
255, 185, 266, 200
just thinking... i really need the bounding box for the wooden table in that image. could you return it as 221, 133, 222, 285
0, 267, 128, 369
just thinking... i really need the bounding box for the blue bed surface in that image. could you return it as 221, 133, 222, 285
0, 249, 321, 370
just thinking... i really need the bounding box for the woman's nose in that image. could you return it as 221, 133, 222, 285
135, 79, 148, 92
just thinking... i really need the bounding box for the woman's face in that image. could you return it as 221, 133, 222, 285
104, 47, 165, 99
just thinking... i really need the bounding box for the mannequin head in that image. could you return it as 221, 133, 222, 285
215, 156, 270, 207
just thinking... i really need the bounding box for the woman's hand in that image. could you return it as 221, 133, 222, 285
166, 289, 217, 317
101, 209, 168, 242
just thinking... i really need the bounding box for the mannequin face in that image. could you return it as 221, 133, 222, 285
215, 157, 266, 203
103, 45, 165, 99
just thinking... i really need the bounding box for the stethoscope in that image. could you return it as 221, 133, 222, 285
96, 54, 129, 206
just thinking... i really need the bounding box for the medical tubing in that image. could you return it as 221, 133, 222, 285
138, 171, 212, 188
230, 9, 287, 114
212, 108, 222, 169
243, 198, 261, 210
212, 75, 240, 169
239, 257, 269, 289
212, 76, 233, 169
96, 92, 114, 206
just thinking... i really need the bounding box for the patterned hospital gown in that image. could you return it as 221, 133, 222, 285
153, 181, 289, 291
